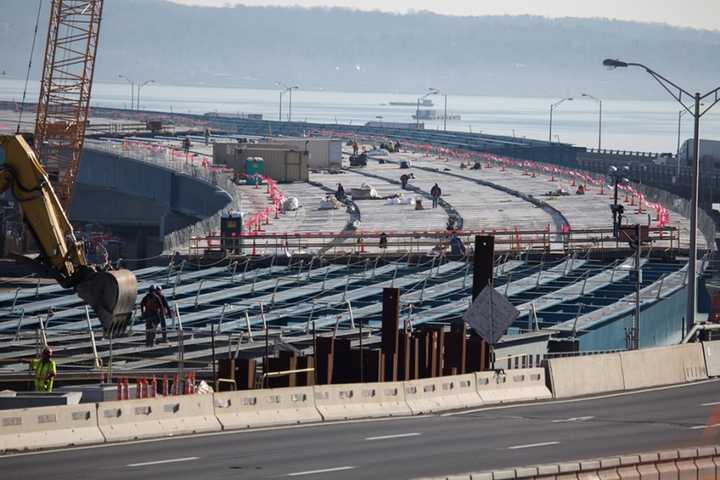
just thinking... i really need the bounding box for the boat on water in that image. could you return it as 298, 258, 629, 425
389, 99, 434, 107
411, 109, 461, 121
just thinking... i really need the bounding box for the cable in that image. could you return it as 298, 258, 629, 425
17, 0, 44, 135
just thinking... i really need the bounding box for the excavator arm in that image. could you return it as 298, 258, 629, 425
0, 135, 137, 336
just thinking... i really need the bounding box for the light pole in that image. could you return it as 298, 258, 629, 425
429, 87, 448, 131
274, 81, 287, 121
603, 58, 720, 337
118, 74, 135, 110
136, 79, 155, 111
416, 88, 439, 129
581, 93, 602, 150
549, 97, 573, 142
287, 86, 299, 122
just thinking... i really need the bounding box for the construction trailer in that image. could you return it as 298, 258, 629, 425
214, 144, 309, 182
268, 137, 342, 170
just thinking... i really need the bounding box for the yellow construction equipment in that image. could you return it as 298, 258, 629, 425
0, 135, 137, 336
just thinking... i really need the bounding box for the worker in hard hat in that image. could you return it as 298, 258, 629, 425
30, 347, 57, 392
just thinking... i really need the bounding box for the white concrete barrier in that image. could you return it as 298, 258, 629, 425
476, 368, 551, 404
404, 374, 482, 415
702, 341, 720, 377
314, 382, 411, 421
620, 343, 707, 390
97, 394, 220, 442
213, 387, 321, 429
547, 353, 625, 399
0, 403, 104, 453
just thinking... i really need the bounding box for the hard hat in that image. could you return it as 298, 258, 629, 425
149, 284, 156, 291
156, 286, 163, 292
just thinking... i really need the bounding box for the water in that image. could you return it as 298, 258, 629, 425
1, 78, 719, 153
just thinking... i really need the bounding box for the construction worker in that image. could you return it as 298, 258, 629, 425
141, 285, 161, 347
30, 347, 57, 392
379, 232, 388, 250
430, 183, 442, 209
155, 286, 171, 344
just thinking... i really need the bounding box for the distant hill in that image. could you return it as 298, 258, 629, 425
2, 0, 720, 98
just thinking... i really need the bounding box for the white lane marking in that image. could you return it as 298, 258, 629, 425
701, 401, 720, 406
551, 416, 594, 423
126, 457, 199, 467
287, 466, 356, 476
507, 441, 560, 450
690, 423, 720, 430
365, 432, 421, 441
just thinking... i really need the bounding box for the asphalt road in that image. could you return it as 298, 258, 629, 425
3, 381, 720, 479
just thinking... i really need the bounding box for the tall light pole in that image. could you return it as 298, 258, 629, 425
582, 93, 602, 150
416, 88, 439, 129
136, 79, 155, 111
275, 81, 287, 121
549, 97, 573, 142
430, 87, 448, 131
287, 86, 299, 122
603, 58, 720, 337
118, 74, 135, 110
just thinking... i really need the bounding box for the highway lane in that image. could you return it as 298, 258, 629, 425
3, 380, 720, 479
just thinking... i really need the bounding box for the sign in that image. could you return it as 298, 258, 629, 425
463, 286, 519, 345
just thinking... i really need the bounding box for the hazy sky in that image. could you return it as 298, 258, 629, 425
169, 0, 720, 31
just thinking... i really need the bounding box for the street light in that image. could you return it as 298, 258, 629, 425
581, 93, 603, 150
416, 89, 439, 129
118, 74, 135, 110
287, 86, 299, 122
429, 87, 448, 131
549, 97, 573, 142
136, 79, 155, 111
603, 57, 720, 338
274, 81, 287, 121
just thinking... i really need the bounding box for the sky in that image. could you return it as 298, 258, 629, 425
169, 0, 720, 31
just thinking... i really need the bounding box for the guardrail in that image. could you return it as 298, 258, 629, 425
187, 226, 679, 257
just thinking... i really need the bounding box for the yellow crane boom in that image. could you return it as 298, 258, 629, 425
0, 135, 137, 336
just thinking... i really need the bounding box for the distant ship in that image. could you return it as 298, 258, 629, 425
389, 99, 434, 107
412, 109, 461, 121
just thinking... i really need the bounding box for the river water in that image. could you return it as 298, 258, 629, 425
1, 78, 719, 153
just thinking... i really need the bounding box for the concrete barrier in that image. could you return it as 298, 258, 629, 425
404, 374, 482, 415
620, 343, 707, 390
547, 353, 625, 399
702, 340, 720, 377
0, 403, 104, 453
314, 382, 411, 421
476, 368, 551, 404
97, 394, 220, 442
213, 387, 321, 430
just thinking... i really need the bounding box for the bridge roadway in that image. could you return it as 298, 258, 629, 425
2, 380, 719, 479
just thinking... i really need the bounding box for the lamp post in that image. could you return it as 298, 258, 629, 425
429, 87, 448, 131
416, 89, 439, 129
118, 74, 135, 110
581, 93, 602, 150
275, 81, 287, 121
603, 58, 720, 337
136, 79, 155, 111
287, 86, 299, 122
549, 97, 573, 142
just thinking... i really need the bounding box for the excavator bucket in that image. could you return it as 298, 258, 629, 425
75, 269, 138, 337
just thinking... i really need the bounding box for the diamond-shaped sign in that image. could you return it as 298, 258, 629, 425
462, 285, 519, 345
